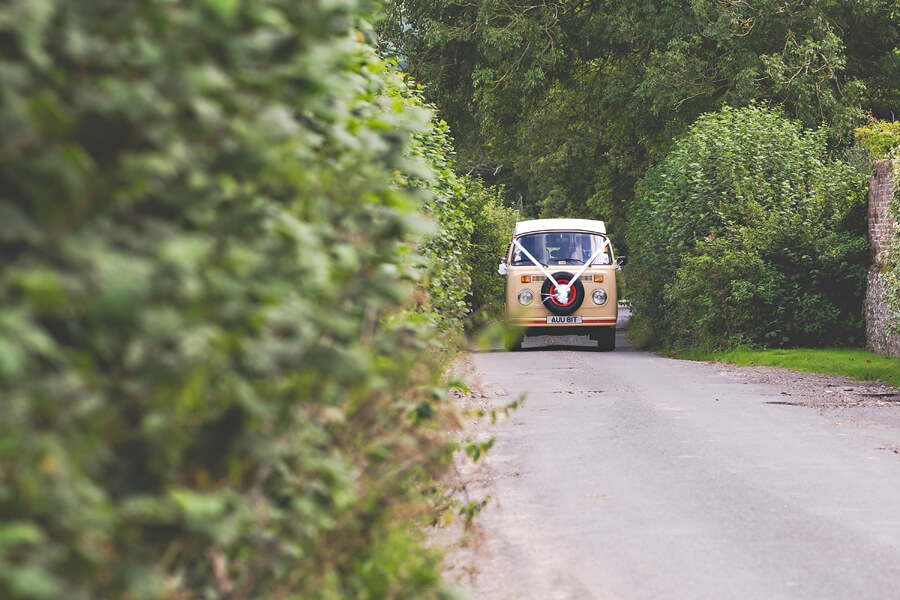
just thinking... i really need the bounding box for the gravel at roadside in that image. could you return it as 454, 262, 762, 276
712, 363, 900, 436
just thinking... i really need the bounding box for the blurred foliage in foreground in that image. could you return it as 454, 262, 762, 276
0, 0, 513, 598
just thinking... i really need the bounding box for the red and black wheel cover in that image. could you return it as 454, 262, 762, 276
541, 271, 584, 316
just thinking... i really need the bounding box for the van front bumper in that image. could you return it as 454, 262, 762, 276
509, 316, 616, 338
509, 316, 617, 327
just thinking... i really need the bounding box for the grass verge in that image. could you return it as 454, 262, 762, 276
677, 347, 900, 388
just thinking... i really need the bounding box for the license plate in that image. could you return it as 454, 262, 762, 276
546, 315, 582, 324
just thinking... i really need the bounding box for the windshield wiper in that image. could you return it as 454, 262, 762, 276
512, 259, 547, 266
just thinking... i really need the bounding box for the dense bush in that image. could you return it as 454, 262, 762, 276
402, 104, 516, 325
408, 114, 516, 327
0, 1, 477, 598
408, 114, 475, 326
627, 105, 869, 350
856, 118, 900, 159
462, 180, 518, 321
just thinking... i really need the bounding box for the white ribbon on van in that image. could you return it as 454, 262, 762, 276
512, 237, 611, 304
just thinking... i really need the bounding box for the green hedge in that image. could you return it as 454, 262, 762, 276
462, 180, 517, 320
627, 105, 869, 350
405, 110, 516, 327
0, 1, 475, 598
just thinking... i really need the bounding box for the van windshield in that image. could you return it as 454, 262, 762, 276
511, 232, 611, 266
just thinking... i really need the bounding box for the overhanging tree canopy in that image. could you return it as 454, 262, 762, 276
383, 0, 900, 232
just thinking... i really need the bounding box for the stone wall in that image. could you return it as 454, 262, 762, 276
868, 160, 896, 256
864, 159, 900, 356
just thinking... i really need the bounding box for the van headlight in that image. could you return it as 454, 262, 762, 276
591, 289, 608, 305
517, 290, 534, 306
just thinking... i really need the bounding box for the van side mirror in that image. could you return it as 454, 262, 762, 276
615, 256, 627, 270
498, 262, 508, 275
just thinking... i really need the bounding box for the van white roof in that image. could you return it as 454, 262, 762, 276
514, 218, 606, 237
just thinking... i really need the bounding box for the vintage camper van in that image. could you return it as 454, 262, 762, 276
499, 218, 625, 351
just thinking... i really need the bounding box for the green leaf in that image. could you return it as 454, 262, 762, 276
3, 566, 61, 599
10, 268, 66, 310
169, 489, 227, 522
0, 522, 45, 547
204, 0, 241, 21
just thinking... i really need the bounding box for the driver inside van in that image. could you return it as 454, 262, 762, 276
552, 234, 578, 263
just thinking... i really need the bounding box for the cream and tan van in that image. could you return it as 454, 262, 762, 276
498, 218, 625, 351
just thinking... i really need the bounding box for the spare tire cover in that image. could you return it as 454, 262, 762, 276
541, 271, 584, 316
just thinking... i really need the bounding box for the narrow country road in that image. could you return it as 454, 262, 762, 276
449, 316, 900, 600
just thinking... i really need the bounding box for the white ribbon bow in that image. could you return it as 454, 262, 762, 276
512, 237, 610, 304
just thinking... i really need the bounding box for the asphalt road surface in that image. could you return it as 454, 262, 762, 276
453, 319, 900, 600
